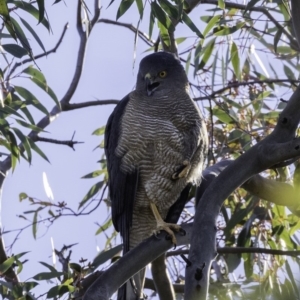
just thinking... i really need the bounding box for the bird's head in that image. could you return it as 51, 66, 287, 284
136, 52, 189, 96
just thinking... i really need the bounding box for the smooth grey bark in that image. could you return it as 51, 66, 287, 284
151, 254, 175, 300
83, 223, 193, 300
82, 158, 300, 299
184, 30, 300, 300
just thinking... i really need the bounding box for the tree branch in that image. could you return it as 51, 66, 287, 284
168, 247, 300, 258
184, 83, 300, 299
193, 79, 300, 101
97, 19, 155, 47
196, 160, 300, 208
6, 23, 69, 80
82, 156, 300, 298
0, 0, 101, 187
151, 254, 175, 300
185, 0, 298, 51
0, 2, 101, 289
83, 223, 193, 300
35, 134, 84, 150
62, 99, 119, 111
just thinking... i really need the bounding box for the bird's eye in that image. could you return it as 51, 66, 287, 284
159, 71, 167, 78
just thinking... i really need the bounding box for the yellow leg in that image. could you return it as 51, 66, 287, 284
150, 201, 181, 245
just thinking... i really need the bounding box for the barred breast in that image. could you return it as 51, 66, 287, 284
116, 88, 207, 245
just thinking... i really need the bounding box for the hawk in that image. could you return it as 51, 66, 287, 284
104, 52, 208, 299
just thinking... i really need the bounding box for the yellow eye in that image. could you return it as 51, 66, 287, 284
159, 71, 167, 78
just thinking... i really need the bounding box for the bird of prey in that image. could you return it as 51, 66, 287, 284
104, 51, 208, 299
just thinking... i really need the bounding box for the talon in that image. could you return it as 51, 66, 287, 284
150, 202, 181, 246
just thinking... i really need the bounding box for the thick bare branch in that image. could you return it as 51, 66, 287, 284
83, 223, 192, 300
197, 160, 300, 208
290, 0, 300, 51
184, 82, 300, 299
151, 254, 175, 300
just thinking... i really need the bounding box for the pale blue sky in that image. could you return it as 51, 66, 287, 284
1, 1, 298, 299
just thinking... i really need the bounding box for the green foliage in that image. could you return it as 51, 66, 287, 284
0, 0, 60, 169
2, 0, 300, 299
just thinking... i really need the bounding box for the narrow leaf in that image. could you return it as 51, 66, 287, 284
149, 10, 155, 39
36, 0, 45, 23
39, 261, 58, 273
231, 41, 240, 80
116, 0, 134, 20
28, 138, 50, 163
285, 260, 299, 297
182, 11, 203, 38
10, 17, 31, 53
198, 38, 215, 71
31, 78, 60, 109
135, 0, 143, 19
81, 170, 105, 179
14, 1, 50, 31
14, 85, 49, 115
16, 119, 44, 133
12, 127, 32, 163
244, 0, 260, 15
20, 17, 46, 53
158, 20, 170, 47
95, 218, 113, 235
22, 66, 46, 84
158, 0, 178, 20
0, 0, 9, 19
92, 244, 122, 268
32, 210, 38, 239
20, 106, 35, 125
218, 0, 225, 9
203, 15, 221, 37
0, 257, 15, 273
2, 44, 28, 58
33, 271, 64, 281
151, 2, 174, 31
0, 105, 25, 119
79, 181, 104, 209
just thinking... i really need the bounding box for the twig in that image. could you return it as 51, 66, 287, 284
62, 99, 119, 111
35, 133, 84, 151
193, 79, 300, 101
0, 0, 101, 187
185, 0, 298, 51
6, 23, 69, 80
98, 19, 155, 47
167, 247, 300, 258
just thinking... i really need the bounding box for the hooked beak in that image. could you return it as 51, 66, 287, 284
145, 73, 160, 96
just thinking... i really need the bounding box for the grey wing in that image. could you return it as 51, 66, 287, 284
104, 94, 139, 253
